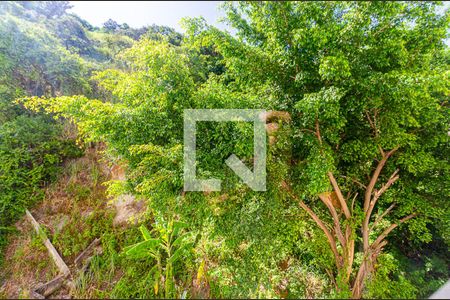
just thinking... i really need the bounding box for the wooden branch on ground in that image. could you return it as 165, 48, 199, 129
74, 238, 101, 269
31, 274, 66, 299
29, 290, 45, 299
25, 210, 70, 276
26, 211, 105, 299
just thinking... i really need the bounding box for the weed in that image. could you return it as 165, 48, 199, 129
123, 218, 196, 298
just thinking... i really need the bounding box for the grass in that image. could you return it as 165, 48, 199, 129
0, 147, 188, 298
0, 146, 334, 299
0, 221, 59, 298
0, 147, 144, 298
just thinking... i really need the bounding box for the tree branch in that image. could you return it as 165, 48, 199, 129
377, 145, 385, 158
298, 128, 316, 135
350, 192, 358, 214
366, 111, 378, 137
315, 117, 322, 145
369, 203, 396, 233
282, 182, 342, 268
319, 193, 346, 247
364, 147, 399, 213
363, 146, 399, 251
297, 198, 341, 268
341, 175, 366, 189
373, 240, 388, 256
328, 172, 351, 219
366, 170, 400, 231
371, 213, 417, 250
374, 169, 399, 200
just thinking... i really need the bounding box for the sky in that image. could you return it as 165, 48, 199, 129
69, 1, 227, 33
69, 1, 449, 44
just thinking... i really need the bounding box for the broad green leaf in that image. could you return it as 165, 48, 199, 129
172, 221, 188, 237
167, 242, 194, 265
172, 231, 194, 248
123, 238, 161, 258
140, 225, 152, 241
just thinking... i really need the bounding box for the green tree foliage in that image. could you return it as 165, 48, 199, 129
13, 1, 450, 298
103, 19, 120, 32
0, 0, 188, 272
189, 2, 449, 297
102, 18, 183, 45
0, 1, 91, 259
0, 3, 91, 97
0, 113, 81, 229
17, 1, 73, 19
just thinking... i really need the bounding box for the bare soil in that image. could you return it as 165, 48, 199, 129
0, 146, 146, 299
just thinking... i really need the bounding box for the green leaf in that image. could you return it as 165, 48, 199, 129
140, 225, 152, 241
167, 242, 193, 265
172, 231, 194, 248
172, 221, 188, 237
123, 238, 161, 258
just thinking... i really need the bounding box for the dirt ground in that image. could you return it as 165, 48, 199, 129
0, 146, 146, 299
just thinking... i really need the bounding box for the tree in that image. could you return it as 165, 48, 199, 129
17, 1, 73, 19
19, 1, 449, 298
0, 1, 88, 261
41, 1, 73, 18
103, 19, 120, 32
0, 12, 91, 97
206, 1, 448, 297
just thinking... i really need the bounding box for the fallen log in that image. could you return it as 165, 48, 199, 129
32, 274, 66, 298
29, 289, 45, 299
25, 210, 70, 276
74, 238, 101, 269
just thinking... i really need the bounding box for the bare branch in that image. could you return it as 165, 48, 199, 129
352, 262, 366, 298
319, 193, 346, 247
373, 109, 378, 132
325, 269, 337, 288
351, 192, 358, 214
377, 145, 385, 158
369, 203, 396, 233
366, 170, 400, 230
297, 198, 341, 268
363, 146, 399, 251
298, 128, 316, 135
372, 240, 388, 259
366, 111, 378, 137
364, 146, 399, 213
328, 172, 351, 219
341, 175, 367, 189
315, 117, 322, 145
374, 169, 400, 199
281, 182, 342, 268
371, 213, 418, 250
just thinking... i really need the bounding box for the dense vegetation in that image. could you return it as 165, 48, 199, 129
1, 1, 449, 298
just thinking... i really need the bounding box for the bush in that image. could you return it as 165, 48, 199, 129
0, 114, 82, 262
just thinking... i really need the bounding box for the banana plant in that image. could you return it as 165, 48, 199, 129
123, 218, 195, 298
